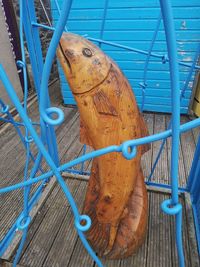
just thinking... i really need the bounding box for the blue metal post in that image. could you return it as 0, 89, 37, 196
187, 134, 200, 191
159, 1, 184, 266
22, 0, 60, 166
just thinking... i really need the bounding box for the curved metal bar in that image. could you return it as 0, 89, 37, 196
99, 0, 109, 45
12, 2, 36, 263
148, 43, 200, 182
141, 12, 162, 111
0, 15, 104, 265
87, 37, 200, 70
31, 21, 200, 70
39, 0, 72, 125
54, 0, 68, 31
0, 101, 199, 194
159, 1, 184, 266
18, 0, 28, 113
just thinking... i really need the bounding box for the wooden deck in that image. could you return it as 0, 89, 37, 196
0, 81, 199, 266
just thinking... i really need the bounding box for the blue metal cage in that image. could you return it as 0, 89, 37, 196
0, 1, 200, 267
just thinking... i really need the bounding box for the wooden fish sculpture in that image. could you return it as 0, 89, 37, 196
57, 33, 150, 259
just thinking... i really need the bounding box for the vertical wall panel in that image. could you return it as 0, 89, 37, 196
50, 0, 200, 114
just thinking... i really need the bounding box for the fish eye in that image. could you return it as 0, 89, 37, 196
82, 48, 93, 57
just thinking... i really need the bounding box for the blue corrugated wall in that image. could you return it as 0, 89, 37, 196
50, 0, 200, 114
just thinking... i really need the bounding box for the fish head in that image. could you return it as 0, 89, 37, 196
57, 33, 111, 94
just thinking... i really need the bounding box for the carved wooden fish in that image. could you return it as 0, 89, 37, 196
57, 33, 149, 259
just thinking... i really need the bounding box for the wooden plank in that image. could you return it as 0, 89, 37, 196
181, 196, 195, 267
8, 187, 197, 267
100, 258, 121, 267
2, 177, 57, 261
165, 115, 187, 188
0, 80, 81, 257
146, 192, 172, 267
184, 193, 200, 267
191, 122, 200, 145
0, 259, 25, 267
9, 181, 62, 263
42, 182, 88, 267
0, 107, 79, 242
170, 195, 191, 267
151, 114, 169, 184
180, 116, 196, 180
8, 130, 85, 263
4, 119, 83, 261
120, 195, 148, 267
19, 179, 81, 267
193, 99, 200, 117
142, 112, 154, 179
67, 236, 94, 267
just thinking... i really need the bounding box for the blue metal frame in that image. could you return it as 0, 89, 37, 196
188, 135, 200, 254
0, 0, 200, 266
22, 0, 60, 166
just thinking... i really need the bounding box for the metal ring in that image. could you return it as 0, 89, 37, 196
25, 136, 34, 143
1, 105, 9, 114
161, 199, 182, 215
42, 107, 64, 126
122, 142, 137, 160
75, 215, 91, 232
17, 60, 26, 68
17, 216, 31, 230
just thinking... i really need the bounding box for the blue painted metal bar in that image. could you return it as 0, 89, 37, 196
159, 1, 184, 266
148, 43, 200, 183
0, 174, 44, 256
99, 0, 109, 43
31, 21, 200, 71
0, 0, 103, 262
23, 0, 60, 166
64, 168, 90, 176
0, 108, 199, 194
191, 162, 200, 203
18, 0, 28, 112
12, 2, 45, 263
141, 12, 162, 112
146, 181, 188, 193
0, 61, 103, 267
54, 0, 68, 31
188, 133, 200, 255
192, 202, 200, 254
0, 116, 40, 127
87, 37, 200, 71
0, 1, 199, 265
22, 0, 43, 96
13, 140, 31, 267
187, 135, 200, 191
160, 1, 181, 201
32, 22, 55, 31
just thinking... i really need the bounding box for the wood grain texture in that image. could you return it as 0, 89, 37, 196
1, 80, 199, 266
57, 32, 150, 258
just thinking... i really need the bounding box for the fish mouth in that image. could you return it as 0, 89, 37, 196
58, 42, 72, 71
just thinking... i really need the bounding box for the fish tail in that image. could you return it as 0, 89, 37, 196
106, 168, 148, 259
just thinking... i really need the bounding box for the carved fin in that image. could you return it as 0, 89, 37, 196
93, 90, 118, 116
80, 117, 93, 147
